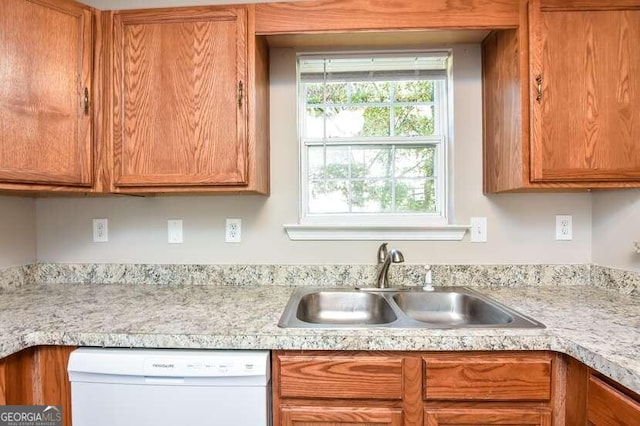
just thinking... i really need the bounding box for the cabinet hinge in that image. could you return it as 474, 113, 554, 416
238, 81, 244, 108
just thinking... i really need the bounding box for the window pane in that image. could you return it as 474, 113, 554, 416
325, 107, 365, 138
351, 179, 392, 213
305, 83, 324, 104
362, 106, 391, 137
394, 80, 434, 102
394, 105, 435, 136
304, 108, 325, 138
325, 147, 350, 179
325, 83, 348, 103
324, 107, 391, 138
351, 82, 391, 103
309, 180, 350, 213
308, 147, 325, 179
350, 147, 392, 178
395, 147, 436, 178
307, 145, 439, 214
299, 54, 449, 221
394, 178, 437, 213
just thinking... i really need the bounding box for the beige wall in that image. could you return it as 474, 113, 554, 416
0, 196, 36, 268
592, 190, 640, 271
35, 45, 593, 265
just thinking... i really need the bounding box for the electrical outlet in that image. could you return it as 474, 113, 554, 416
555, 215, 572, 241
226, 218, 242, 243
168, 219, 183, 244
470, 217, 488, 243
92, 218, 108, 243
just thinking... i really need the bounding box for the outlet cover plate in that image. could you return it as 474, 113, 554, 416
555, 215, 572, 241
92, 218, 108, 243
226, 218, 242, 243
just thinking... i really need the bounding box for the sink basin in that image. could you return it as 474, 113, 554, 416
392, 292, 513, 325
295, 291, 397, 325
278, 287, 544, 329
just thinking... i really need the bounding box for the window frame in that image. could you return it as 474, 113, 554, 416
296, 50, 452, 227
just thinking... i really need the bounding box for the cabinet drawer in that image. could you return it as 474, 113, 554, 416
281, 406, 403, 426
424, 354, 551, 401
278, 355, 403, 400
588, 375, 640, 425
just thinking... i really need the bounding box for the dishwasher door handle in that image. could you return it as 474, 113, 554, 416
144, 376, 186, 385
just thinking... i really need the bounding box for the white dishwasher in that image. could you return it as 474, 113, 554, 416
68, 348, 271, 426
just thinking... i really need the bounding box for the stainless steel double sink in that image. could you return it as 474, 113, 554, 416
278, 287, 544, 329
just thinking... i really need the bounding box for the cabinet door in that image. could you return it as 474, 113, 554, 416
281, 406, 403, 426
0, 346, 76, 426
425, 408, 551, 426
530, 4, 640, 182
587, 375, 640, 425
0, 0, 92, 186
112, 7, 248, 188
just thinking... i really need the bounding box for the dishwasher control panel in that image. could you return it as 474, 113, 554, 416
144, 356, 262, 377
69, 348, 269, 379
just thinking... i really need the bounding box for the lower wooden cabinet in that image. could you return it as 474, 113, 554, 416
587, 375, 640, 425
1, 347, 639, 426
273, 351, 558, 426
0, 346, 76, 426
281, 406, 403, 426
424, 408, 552, 425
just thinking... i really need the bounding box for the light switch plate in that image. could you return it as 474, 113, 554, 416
168, 219, 183, 244
470, 217, 487, 243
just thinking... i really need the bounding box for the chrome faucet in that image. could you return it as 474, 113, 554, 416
376, 243, 404, 289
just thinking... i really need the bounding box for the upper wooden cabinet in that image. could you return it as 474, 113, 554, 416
483, 0, 640, 192
531, 3, 640, 183
0, 0, 93, 190
105, 5, 269, 194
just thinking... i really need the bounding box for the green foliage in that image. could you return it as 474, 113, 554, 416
395, 80, 434, 102
304, 79, 440, 214
309, 146, 437, 214
362, 107, 391, 136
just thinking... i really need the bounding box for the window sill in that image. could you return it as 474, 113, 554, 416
283, 224, 469, 241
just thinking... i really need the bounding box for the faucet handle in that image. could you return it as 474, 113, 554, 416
377, 242, 388, 264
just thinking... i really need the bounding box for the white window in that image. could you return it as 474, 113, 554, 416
298, 52, 450, 227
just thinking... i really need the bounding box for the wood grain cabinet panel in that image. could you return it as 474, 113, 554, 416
587, 375, 640, 425
278, 354, 403, 400
281, 406, 403, 426
274, 351, 560, 426
424, 408, 552, 425
107, 5, 270, 194
112, 7, 249, 189
424, 354, 552, 401
483, 0, 640, 192
531, 7, 640, 182
0, 346, 76, 426
0, 0, 92, 188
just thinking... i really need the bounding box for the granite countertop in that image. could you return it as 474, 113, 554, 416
0, 283, 638, 393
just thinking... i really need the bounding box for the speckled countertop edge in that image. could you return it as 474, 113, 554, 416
0, 283, 637, 394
